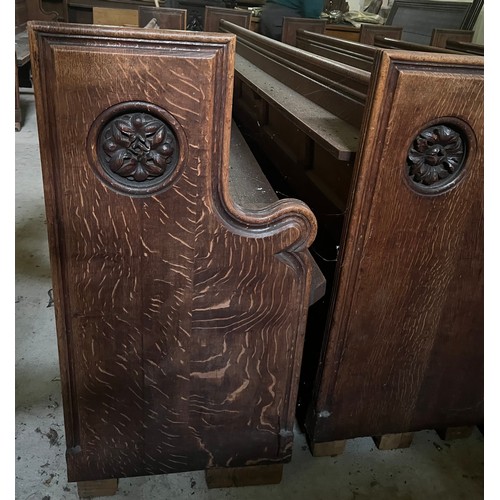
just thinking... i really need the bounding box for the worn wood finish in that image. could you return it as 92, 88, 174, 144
77, 478, 118, 498
205, 464, 283, 488
446, 39, 483, 56
324, 24, 360, 43
29, 20, 318, 482
280, 17, 327, 46
306, 49, 483, 445
204, 6, 251, 33
224, 23, 483, 449
295, 30, 376, 72
430, 28, 474, 49
358, 24, 403, 46
373, 35, 462, 54
374, 35, 482, 56
16, 0, 60, 33
138, 6, 187, 29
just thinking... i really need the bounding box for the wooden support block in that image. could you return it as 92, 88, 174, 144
205, 464, 283, 488
77, 479, 118, 498
311, 440, 346, 457
372, 433, 414, 450
436, 426, 475, 441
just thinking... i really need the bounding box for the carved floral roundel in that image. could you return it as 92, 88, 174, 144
406, 124, 466, 194
98, 112, 178, 184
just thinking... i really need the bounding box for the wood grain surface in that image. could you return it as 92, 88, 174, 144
29, 21, 317, 482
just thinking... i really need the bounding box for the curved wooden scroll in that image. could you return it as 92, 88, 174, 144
29, 21, 316, 482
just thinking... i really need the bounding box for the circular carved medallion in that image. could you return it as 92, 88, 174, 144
406, 124, 466, 194
88, 102, 185, 196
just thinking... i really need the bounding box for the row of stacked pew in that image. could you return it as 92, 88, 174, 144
26, 4, 483, 495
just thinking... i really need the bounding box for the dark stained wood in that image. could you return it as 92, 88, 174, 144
77, 478, 118, 498
373, 35, 483, 56
446, 39, 483, 56
305, 50, 483, 446
430, 28, 474, 48
373, 35, 461, 54
138, 6, 187, 29
324, 24, 360, 43
223, 23, 483, 451
281, 17, 327, 46
296, 29, 376, 72
373, 433, 414, 450
29, 20, 319, 483
204, 6, 251, 33
205, 464, 283, 488
358, 24, 403, 45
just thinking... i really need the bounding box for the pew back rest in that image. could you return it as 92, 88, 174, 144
281, 17, 327, 46
204, 6, 251, 33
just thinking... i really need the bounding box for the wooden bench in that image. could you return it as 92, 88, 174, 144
220, 20, 483, 455
15, 0, 59, 130
28, 19, 325, 490
373, 35, 484, 56
139, 6, 187, 29
204, 6, 251, 33
280, 17, 327, 46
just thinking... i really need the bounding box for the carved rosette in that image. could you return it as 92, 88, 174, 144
99, 113, 177, 183
406, 124, 466, 193
88, 102, 185, 196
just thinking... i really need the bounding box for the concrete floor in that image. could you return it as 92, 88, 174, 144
15, 91, 484, 500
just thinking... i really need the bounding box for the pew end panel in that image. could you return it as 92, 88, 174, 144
29, 20, 320, 483
221, 21, 483, 449
430, 28, 475, 48
305, 49, 483, 445
358, 24, 403, 45
281, 17, 327, 46
138, 6, 187, 30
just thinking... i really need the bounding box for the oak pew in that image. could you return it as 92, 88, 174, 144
220, 20, 484, 455
295, 29, 378, 72
28, 20, 325, 490
430, 28, 474, 48
373, 35, 466, 54
445, 39, 484, 56
138, 6, 187, 29
204, 6, 252, 33
280, 17, 327, 46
